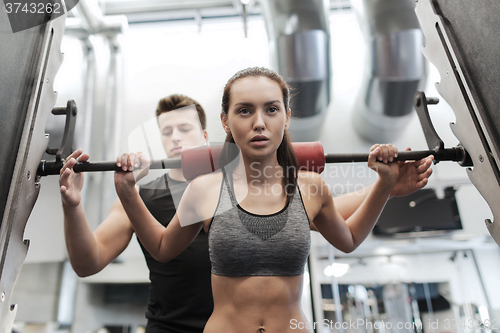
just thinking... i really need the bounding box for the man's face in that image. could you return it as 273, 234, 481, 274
158, 107, 207, 158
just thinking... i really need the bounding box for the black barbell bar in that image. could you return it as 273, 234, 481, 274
37, 146, 470, 177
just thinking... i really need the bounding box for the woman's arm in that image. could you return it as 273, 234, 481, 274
309, 144, 400, 252
333, 149, 433, 220
114, 152, 202, 262
309, 149, 433, 231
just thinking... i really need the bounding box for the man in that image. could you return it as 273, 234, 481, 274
60, 94, 212, 332
59, 94, 434, 332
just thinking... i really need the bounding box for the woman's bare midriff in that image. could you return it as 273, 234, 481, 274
203, 274, 313, 333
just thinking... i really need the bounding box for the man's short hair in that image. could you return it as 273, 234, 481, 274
156, 94, 206, 130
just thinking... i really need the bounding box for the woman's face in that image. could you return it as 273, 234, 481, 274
222, 76, 290, 160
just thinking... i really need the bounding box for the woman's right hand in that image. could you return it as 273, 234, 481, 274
114, 152, 150, 195
59, 149, 89, 207
367, 144, 399, 189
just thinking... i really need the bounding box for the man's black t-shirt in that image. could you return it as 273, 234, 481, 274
138, 174, 213, 333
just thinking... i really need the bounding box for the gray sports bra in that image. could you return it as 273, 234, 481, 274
208, 171, 311, 276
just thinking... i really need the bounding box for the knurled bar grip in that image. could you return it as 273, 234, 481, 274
324, 147, 466, 163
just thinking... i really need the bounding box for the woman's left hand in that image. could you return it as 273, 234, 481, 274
368, 144, 400, 188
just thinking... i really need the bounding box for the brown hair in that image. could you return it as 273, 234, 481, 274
221, 67, 298, 202
156, 94, 206, 130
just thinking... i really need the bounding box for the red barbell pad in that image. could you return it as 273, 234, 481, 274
182, 142, 325, 181
293, 141, 325, 174
181, 145, 218, 181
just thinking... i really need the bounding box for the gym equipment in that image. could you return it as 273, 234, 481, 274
415, 0, 500, 245
0, 10, 66, 332
2, 1, 500, 330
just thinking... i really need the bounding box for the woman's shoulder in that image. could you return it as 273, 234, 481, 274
297, 170, 324, 186
182, 170, 224, 225
296, 170, 330, 218
297, 170, 330, 201
188, 170, 224, 192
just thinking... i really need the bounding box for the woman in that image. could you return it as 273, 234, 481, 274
115, 67, 428, 332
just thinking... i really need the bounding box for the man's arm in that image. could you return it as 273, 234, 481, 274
63, 198, 134, 277
60, 149, 135, 277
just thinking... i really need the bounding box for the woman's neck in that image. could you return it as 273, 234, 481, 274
233, 153, 283, 185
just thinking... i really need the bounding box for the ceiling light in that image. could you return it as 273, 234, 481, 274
324, 263, 350, 278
